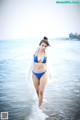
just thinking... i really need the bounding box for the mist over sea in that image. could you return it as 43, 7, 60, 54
0, 39, 80, 120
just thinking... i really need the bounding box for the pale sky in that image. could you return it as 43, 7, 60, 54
0, 0, 80, 40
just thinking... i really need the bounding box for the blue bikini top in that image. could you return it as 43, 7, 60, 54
34, 55, 47, 63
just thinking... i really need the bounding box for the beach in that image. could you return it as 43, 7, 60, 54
0, 39, 80, 120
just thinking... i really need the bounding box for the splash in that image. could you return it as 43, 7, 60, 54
26, 102, 49, 120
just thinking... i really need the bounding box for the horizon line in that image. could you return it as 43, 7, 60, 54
0, 36, 69, 41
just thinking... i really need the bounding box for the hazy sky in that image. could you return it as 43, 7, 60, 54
0, 0, 80, 39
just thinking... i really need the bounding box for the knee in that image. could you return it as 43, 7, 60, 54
36, 90, 39, 94
39, 90, 44, 96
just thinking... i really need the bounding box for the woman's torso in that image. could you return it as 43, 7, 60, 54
33, 50, 47, 73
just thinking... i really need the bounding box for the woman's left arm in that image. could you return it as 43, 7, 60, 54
46, 56, 53, 80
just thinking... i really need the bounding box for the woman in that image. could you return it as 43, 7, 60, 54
27, 36, 51, 108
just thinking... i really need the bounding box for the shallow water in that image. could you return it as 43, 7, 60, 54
0, 40, 80, 120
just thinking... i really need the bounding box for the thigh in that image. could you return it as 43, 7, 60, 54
32, 73, 40, 90
40, 72, 48, 90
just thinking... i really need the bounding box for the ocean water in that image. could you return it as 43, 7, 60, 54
0, 39, 80, 120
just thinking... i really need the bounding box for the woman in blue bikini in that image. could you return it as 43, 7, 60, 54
28, 36, 50, 108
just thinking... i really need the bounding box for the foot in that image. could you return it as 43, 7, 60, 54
39, 105, 42, 109
39, 102, 43, 109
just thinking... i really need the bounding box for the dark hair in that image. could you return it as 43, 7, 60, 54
44, 36, 48, 40
39, 36, 50, 46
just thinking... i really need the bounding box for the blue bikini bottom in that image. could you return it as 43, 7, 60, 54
32, 71, 46, 79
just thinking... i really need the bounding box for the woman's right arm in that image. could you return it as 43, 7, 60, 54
26, 48, 38, 80
26, 56, 34, 80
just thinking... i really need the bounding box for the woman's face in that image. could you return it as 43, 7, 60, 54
40, 42, 47, 51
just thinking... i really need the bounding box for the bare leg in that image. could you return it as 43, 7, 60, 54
39, 89, 44, 108
32, 73, 40, 97
39, 72, 47, 107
